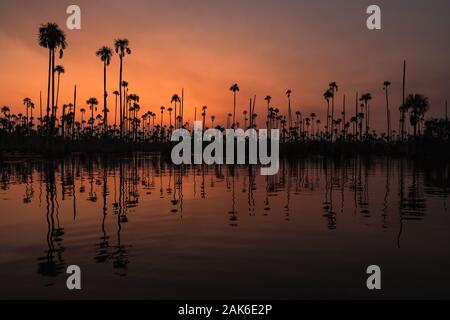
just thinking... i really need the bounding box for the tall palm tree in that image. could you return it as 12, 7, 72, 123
87, 97, 99, 134
121, 81, 129, 134
80, 108, 86, 130
171, 94, 181, 129
264, 95, 271, 129
96, 46, 113, 131
202, 106, 207, 131
160, 106, 165, 127
30, 102, 35, 129
383, 81, 392, 140
360, 93, 372, 135
113, 90, 119, 128
114, 39, 131, 137
286, 90, 293, 134
310, 113, 316, 138
323, 90, 333, 138
54, 65, 65, 114
329, 82, 338, 139
38, 23, 67, 134
405, 94, 429, 138
23, 97, 32, 129
167, 107, 173, 128
230, 83, 239, 128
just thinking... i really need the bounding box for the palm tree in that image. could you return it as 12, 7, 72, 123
87, 97, 99, 134
211, 115, 216, 128
360, 93, 372, 135
113, 90, 119, 128
96, 46, 113, 131
54, 65, 65, 114
30, 102, 35, 129
329, 82, 338, 139
323, 90, 333, 138
264, 95, 271, 129
167, 107, 173, 128
405, 94, 429, 137
38, 23, 67, 134
23, 98, 32, 129
114, 39, 131, 137
286, 90, 293, 135
160, 106, 165, 127
80, 108, 86, 130
310, 113, 316, 138
171, 94, 181, 129
202, 106, 207, 131
383, 81, 392, 140
2, 106, 10, 132
229, 83, 239, 128
121, 81, 129, 134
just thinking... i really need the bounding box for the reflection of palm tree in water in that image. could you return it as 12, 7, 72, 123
284, 161, 291, 221
322, 160, 336, 230
37, 163, 65, 281
228, 167, 238, 227
247, 166, 256, 217
382, 158, 391, 230
95, 164, 111, 263
398, 160, 426, 247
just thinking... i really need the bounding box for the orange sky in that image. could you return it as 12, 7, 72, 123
1, 0, 449, 132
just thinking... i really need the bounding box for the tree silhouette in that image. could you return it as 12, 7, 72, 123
96, 46, 113, 131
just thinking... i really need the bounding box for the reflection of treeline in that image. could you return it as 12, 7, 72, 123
2, 155, 447, 237
0, 155, 447, 281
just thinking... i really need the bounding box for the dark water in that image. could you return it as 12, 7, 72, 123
0, 154, 449, 299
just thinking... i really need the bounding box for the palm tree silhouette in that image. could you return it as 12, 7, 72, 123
264, 95, 271, 129
323, 90, 333, 138
38, 23, 67, 135
54, 65, 65, 115
405, 94, 429, 137
171, 94, 181, 129
23, 97, 32, 129
87, 97, 99, 134
114, 39, 131, 138
360, 93, 372, 135
230, 83, 239, 128
329, 82, 338, 140
80, 108, 86, 130
160, 106, 165, 127
202, 106, 207, 131
96, 46, 113, 131
286, 90, 293, 135
383, 81, 392, 140
113, 90, 119, 128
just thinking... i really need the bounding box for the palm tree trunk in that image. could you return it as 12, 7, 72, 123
115, 95, 118, 128
72, 85, 77, 140
401, 60, 406, 141
51, 48, 56, 135
103, 61, 107, 132
119, 56, 123, 138
233, 92, 236, 128
385, 87, 390, 140
331, 95, 335, 140
56, 72, 61, 115
46, 49, 52, 134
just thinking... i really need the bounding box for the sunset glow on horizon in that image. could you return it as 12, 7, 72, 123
1, 0, 449, 132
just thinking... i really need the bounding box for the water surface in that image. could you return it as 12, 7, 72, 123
0, 154, 449, 299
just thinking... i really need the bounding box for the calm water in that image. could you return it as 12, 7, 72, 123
0, 154, 449, 299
